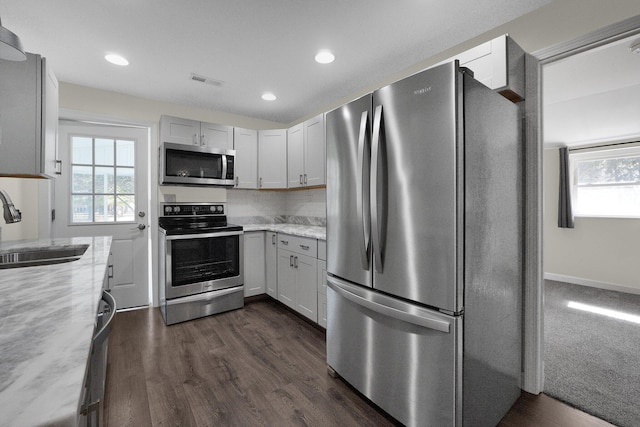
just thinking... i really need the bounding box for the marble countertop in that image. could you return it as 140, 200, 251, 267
240, 223, 326, 240
0, 236, 112, 427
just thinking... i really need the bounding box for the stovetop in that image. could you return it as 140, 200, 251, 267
158, 203, 243, 234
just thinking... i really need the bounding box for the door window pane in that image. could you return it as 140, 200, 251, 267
116, 195, 135, 222
116, 140, 135, 166
72, 137, 93, 164
72, 166, 93, 193
116, 167, 134, 193
70, 135, 136, 224
72, 195, 93, 223
95, 138, 114, 165
94, 195, 115, 222
95, 167, 115, 193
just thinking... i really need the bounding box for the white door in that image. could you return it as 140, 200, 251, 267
233, 127, 258, 188
287, 123, 304, 188
54, 121, 150, 309
258, 129, 287, 189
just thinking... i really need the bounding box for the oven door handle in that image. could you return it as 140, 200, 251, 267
164, 230, 244, 240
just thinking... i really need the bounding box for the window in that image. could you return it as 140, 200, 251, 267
570, 145, 640, 218
70, 136, 136, 223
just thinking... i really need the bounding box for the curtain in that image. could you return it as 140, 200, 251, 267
558, 146, 574, 228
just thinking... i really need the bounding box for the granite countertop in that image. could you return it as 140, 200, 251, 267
240, 223, 326, 240
0, 236, 112, 427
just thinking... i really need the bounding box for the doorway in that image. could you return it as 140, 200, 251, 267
537, 20, 640, 426
54, 119, 151, 310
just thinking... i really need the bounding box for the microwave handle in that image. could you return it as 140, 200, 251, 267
221, 155, 228, 181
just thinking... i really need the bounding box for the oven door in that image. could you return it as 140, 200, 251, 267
162, 230, 243, 299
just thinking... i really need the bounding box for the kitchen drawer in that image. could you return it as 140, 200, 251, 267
318, 240, 326, 261
277, 234, 317, 258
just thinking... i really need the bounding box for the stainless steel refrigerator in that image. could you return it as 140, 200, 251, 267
325, 61, 522, 427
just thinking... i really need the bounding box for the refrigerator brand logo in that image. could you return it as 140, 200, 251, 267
413, 86, 432, 95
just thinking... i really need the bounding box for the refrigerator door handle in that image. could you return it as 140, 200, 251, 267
356, 110, 371, 270
371, 104, 384, 273
327, 276, 451, 333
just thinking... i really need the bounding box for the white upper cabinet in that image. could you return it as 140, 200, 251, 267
233, 127, 258, 189
258, 129, 287, 189
160, 115, 233, 149
201, 122, 234, 150
0, 53, 59, 178
303, 114, 325, 187
287, 114, 325, 188
287, 123, 304, 188
437, 34, 525, 102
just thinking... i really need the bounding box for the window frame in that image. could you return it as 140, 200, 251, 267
569, 144, 640, 219
68, 133, 137, 225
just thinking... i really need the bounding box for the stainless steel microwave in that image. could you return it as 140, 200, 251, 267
159, 142, 235, 186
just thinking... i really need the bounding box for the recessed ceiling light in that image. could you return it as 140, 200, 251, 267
105, 53, 129, 66
315, 50, 335, 64
262, 92, 277, 101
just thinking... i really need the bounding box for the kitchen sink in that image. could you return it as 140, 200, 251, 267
0, 244, 89, 269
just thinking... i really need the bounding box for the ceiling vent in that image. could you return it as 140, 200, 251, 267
189, 73, 223, 87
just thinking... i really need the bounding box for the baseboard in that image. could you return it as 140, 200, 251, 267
544, 273, 640, 295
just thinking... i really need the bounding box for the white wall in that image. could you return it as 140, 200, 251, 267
543, 148, 640, 294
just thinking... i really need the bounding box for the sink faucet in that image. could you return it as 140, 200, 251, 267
0, 190, 22, 223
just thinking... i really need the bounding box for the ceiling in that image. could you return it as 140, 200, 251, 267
543, 32, 640, 147
2, 0, 551, 124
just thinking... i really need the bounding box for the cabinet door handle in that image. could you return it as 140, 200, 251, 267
259, 177, 263, 188
55, 160, 62, 175
300, 244, 309, 251
304, 174, 308, 185
299, 174, 303, 185
290, 255, 294, 267
272, 234, 276, 245
193, 133, 198, 145
201, 134, 206, 146
235, 176, 239, 187
294, 256, 298, 269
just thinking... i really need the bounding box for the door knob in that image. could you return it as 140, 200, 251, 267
137, 224, 146, 230
138, 211, 146, 217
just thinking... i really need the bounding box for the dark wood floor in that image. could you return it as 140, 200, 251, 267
104, 299, 614, 426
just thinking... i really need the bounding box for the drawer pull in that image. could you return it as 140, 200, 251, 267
300, 245, 310, 250
281, 240, 289, 245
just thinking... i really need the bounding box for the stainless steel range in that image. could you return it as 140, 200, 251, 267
158, 202, 244, 325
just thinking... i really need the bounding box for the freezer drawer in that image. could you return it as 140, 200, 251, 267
327, 276, 461, 427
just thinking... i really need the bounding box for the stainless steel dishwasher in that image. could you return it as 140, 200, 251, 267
79, 290, 116, 427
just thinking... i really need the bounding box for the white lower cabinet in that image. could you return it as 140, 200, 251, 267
243, 232, 266, 297
277, 234, 318, 323
265, 232, 278, 299
294, 253, 317, 321
277, 249, 297, 308
244, 230, 325, 327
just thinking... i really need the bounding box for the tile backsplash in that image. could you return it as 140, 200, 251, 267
227, 188, 326, 221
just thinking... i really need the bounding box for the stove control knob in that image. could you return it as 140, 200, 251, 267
173, 206, 180, 213
217, 206, 223, 213
164, 206, 172, 214
210, 206, 216, 212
